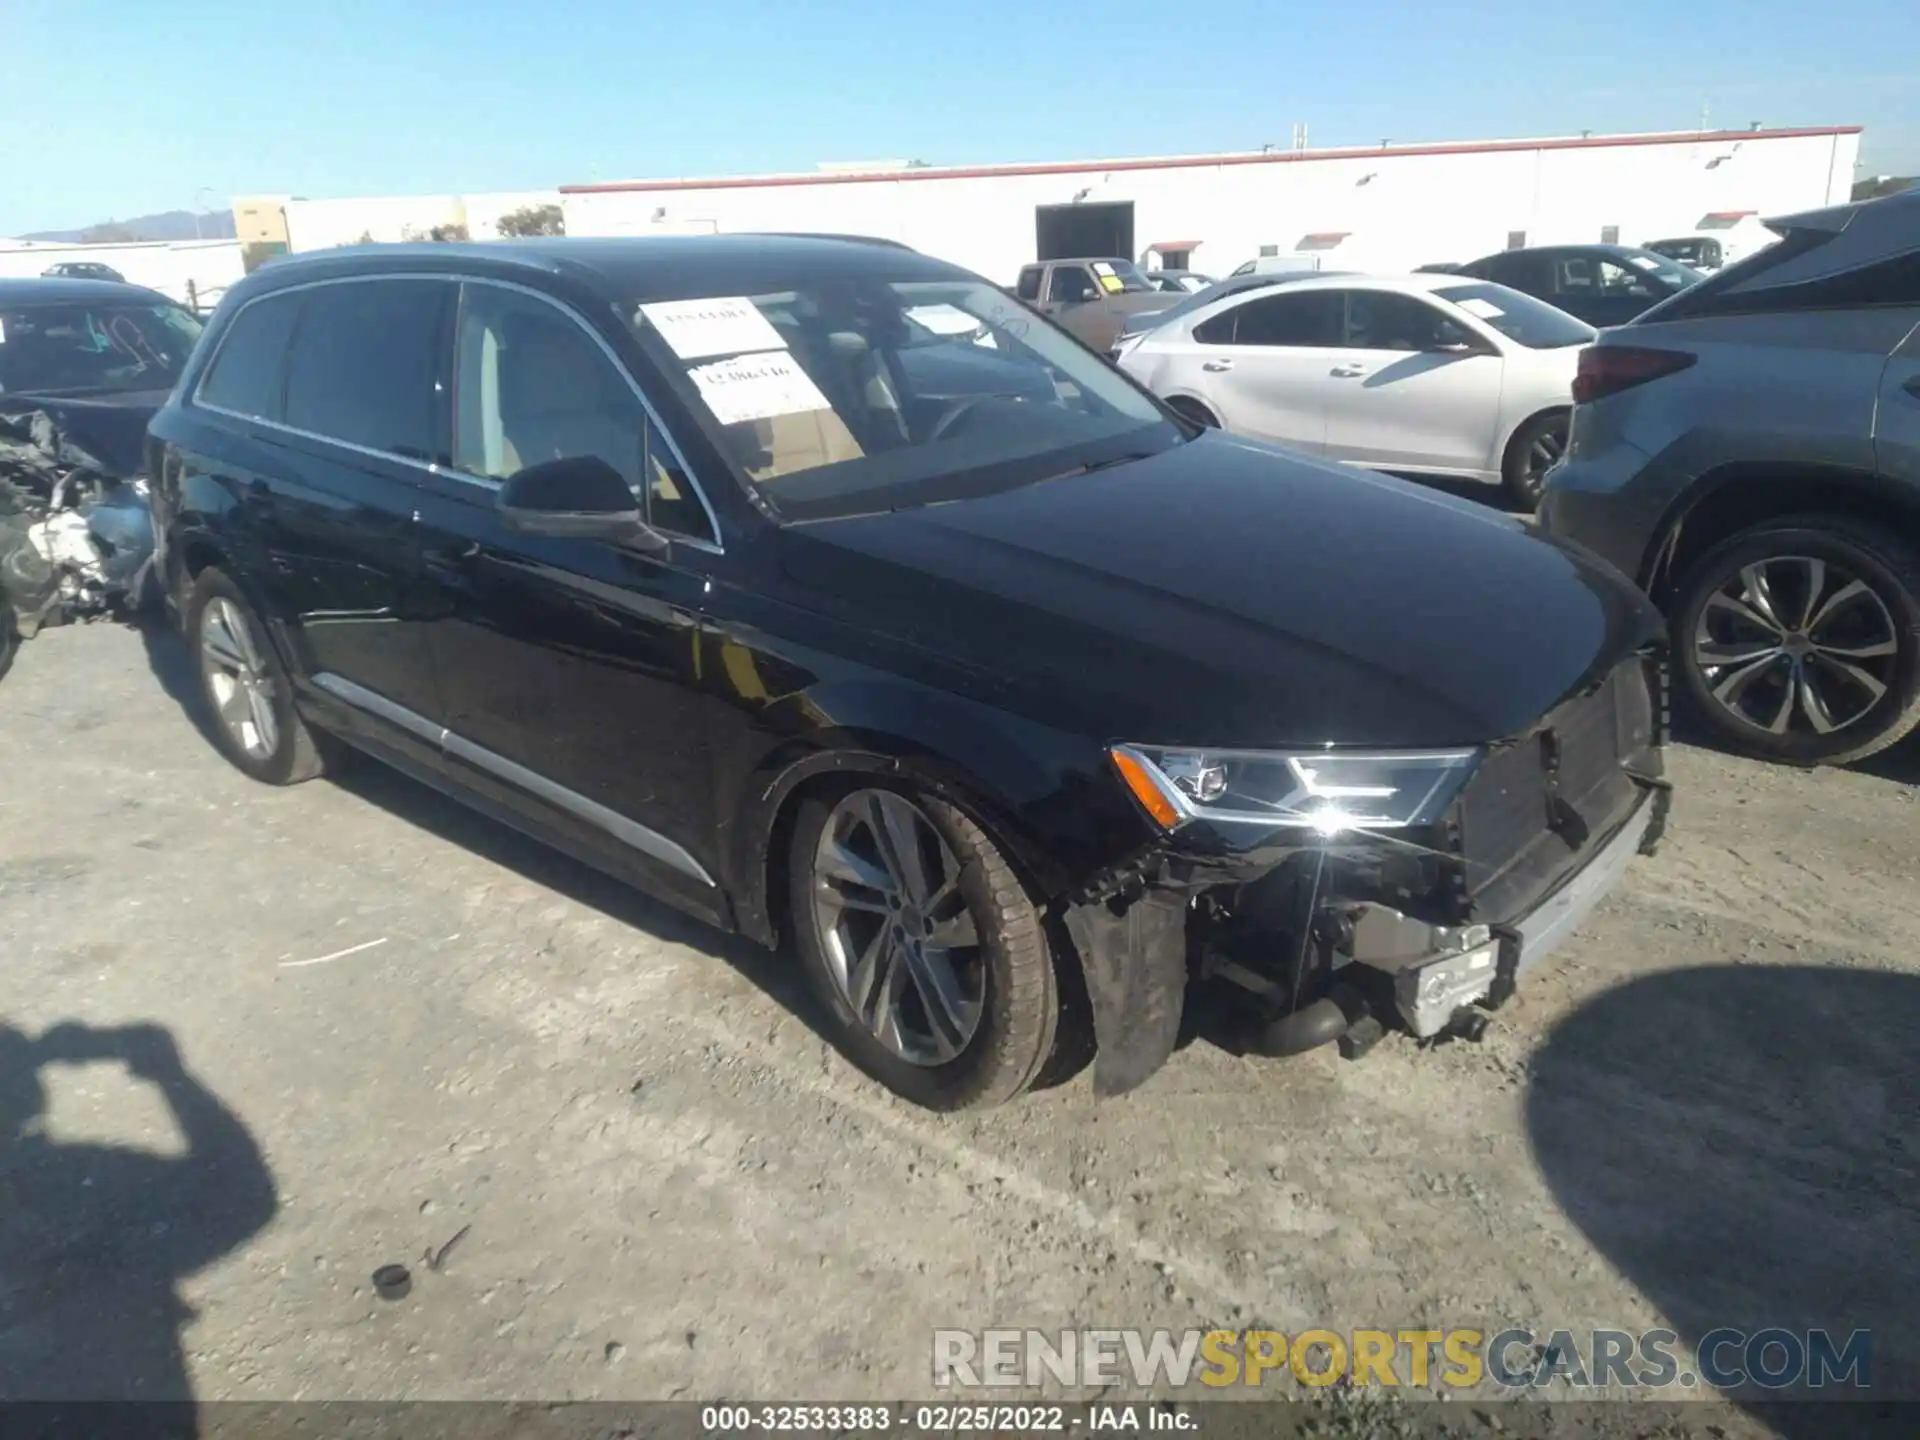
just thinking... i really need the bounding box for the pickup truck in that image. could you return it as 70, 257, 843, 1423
1012, 257, 1177, 352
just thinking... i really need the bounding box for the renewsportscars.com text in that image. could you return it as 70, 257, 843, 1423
932, 1327, 1872, 1392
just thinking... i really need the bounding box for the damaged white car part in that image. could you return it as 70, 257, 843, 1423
0, 405, 157, 648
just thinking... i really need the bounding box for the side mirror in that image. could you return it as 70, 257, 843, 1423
496, 456, 667, 551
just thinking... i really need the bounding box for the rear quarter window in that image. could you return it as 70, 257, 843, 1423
196, 292, 303, 419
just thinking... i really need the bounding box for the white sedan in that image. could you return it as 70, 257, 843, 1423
1114, 273, 1596, 507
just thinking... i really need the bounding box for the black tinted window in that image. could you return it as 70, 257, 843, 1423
1653, 231, 1920, 320
1343, 292, 1472, 351
284, 280, 449, 460
1196, 291, 1340, 346
1048, 267, 1097, 303
199, 294, 300, 418
1015, 268, 1042, 301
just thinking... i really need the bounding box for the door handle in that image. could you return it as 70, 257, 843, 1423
1201, 359, 1234, 372
1330, 364, 1368, 378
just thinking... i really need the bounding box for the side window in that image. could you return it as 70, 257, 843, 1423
197, 292, 303, 420
1047, 266, 1097, 303
283, 280, 449, 460
453, 284, 711, 541
1594, 258, 1658, 297
1553, 256, 1595, 293
1222, 291, 1341, 347
1015, 268, 1043, 302
1342, 292, 1469, 352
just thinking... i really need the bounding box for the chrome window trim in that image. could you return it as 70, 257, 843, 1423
312, 672, 718, 888
189, 269, 725, 554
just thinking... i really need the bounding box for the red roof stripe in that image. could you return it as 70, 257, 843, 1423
561, 127, 1860, 195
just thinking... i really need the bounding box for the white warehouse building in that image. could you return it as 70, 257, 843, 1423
558, 126, 1862, 281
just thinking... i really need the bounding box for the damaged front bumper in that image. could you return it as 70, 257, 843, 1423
1060, 651, 1671, 1095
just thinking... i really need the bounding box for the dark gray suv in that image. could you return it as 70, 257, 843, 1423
1540, 189, 1920, 766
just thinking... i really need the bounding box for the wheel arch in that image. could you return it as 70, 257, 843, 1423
1642, 462, 1920, 602
731, 733, 1086, 954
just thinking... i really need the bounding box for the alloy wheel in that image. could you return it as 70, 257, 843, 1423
200, 597, 280, 759
810, 789, 985, 1066
1691, 554, 1900, 738
1525, 424, 1567, 491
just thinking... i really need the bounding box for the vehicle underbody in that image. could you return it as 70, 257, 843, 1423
0, 405, 156, 662
1064, 648, 1672, 1095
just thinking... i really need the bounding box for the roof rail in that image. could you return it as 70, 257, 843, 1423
750, 232, 918, 251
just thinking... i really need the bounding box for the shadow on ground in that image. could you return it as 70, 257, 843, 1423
1526, 963, 1919, 1430
136, 616, 1098, 1093
0, 1020, 274, 1423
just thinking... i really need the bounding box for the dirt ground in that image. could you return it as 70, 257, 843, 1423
1, 619, 1915, 1425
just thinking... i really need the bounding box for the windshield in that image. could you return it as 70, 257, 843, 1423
0, 302, 203, 397
627, 277, 1177, 521
1433, 282, 1597, 349
1083, 259, 1155, 294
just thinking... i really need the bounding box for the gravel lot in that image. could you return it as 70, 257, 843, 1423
2, 618, 1916, 1423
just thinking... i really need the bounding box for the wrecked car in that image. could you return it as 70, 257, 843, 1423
0, 278, 201, 668
148, 237, 1669, 1109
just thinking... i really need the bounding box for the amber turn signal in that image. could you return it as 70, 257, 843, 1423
1109, 747, 1182, 829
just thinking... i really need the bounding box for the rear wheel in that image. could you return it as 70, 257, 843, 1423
187, 568, 330, 785
789, 785, 1058, 1109
1164, 396, 1220, 429
1671, 516, 1920, 766
1501, 410, 1568, 510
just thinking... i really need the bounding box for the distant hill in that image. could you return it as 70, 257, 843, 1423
18, 209, 236, 243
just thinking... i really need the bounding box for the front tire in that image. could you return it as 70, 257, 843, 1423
789, 785, 1058, 1110
186, 568, 329, 785
1670, 516, 1920, 766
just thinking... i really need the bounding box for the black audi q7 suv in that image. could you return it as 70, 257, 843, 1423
148, 235, 1671, 1109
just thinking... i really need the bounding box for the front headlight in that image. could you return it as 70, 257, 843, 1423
1109, 744, 1480, 836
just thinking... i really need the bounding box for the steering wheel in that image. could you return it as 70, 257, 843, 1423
928, 395, 993, 443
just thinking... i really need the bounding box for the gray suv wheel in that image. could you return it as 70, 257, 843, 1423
1671, 516, 1920, 765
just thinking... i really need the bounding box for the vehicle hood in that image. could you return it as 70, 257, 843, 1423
0, 389, 166, 478
778, 433, 1662, 750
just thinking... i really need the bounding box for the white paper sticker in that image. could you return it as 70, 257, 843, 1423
907, 304, 983, 336
1091, 261, 1116, 276
1627, 255, 1660, 271
638, 297, 786, 361
1455, 297, 1506, 320
690, 351, 834, 426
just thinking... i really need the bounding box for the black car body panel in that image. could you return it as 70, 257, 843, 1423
149, 236, 1667, 1096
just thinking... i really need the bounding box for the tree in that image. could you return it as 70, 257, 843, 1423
495, 203, 564, 238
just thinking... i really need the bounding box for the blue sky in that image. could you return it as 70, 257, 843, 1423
4, 0, 1913, 234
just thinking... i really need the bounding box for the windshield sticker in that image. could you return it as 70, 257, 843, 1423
689, 351, 834, 426
1627, 255, 1661, 271
638, 297, 787, 361
1091, 262, 1116, 276
1098, 274, 1126, 293
906, 304, 983, 336
1454, 297, 1505, 320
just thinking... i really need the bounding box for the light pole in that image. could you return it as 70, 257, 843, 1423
193, 187, 217, 238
